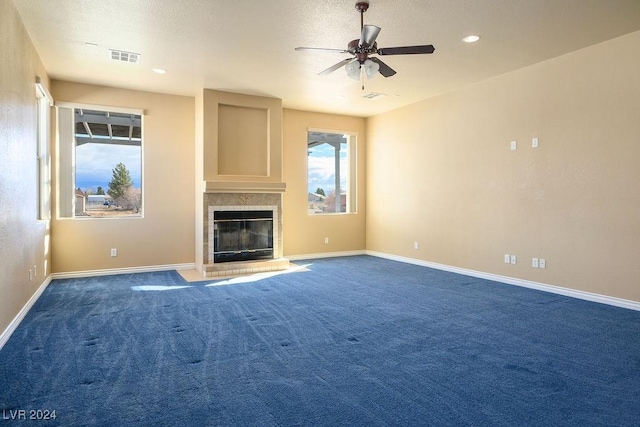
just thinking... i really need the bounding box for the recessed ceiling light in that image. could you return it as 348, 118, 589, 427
462, 35, 481, 43
152, 68, 167, 74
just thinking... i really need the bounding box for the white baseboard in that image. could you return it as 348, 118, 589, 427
286, 250, 366, 262
367, 251, 640, 312
0, 275, 53, 351
51, 263, 196, 280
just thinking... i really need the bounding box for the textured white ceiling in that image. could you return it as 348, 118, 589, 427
12, 0, 640, 117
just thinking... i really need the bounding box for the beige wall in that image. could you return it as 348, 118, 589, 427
283, 109, 366, 256
367, 31, 640, 302
0, 0, 51, 335
50, 82, 195, 273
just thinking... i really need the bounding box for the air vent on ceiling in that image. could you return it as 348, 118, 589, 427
109, 49, 140, 64
362, 92, 387, 100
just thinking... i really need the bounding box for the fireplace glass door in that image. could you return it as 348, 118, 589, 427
214, 210, 274, 263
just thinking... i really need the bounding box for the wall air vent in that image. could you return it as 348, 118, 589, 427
362, 92, 387, 100
109, 49, 140, 64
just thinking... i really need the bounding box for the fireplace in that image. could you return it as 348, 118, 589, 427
214, 210, 273, 263
196, 89, 286, 277
203, 192, 287, 277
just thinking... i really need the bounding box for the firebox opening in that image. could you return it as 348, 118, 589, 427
214, 210, 274, 263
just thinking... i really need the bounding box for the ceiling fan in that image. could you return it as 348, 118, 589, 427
295, 1, 435, 86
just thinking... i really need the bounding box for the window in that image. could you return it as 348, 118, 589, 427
57, 104, 143, 218
307, 130, 357, 214
35, 78, 52, 220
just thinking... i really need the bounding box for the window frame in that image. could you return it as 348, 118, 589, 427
306, 129, 357, 215
56, 102, 145, 220
35, 77, 53, 221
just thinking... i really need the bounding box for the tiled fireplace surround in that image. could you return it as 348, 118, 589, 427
202, 192, 288, 277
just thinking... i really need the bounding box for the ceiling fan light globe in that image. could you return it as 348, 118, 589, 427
364, 59, 380, 79
345, 60, 361, 80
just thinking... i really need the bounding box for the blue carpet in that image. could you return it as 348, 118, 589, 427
1, 256, 639, 426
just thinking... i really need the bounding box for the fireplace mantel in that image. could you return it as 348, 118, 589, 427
204, 181, 286, 194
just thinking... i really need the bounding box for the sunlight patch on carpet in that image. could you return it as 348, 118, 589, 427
131, 285, 194, 292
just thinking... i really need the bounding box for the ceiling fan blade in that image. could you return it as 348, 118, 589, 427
377, 45, 435, 55
359, 25, 381, 47
318, 58, 354, 76
369, 57, 396, 77
295, 47, 349, 53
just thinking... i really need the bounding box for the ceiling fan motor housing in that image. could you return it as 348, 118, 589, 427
348, 39, 376, 62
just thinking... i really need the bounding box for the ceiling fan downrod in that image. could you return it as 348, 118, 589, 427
355, 1, 369, 31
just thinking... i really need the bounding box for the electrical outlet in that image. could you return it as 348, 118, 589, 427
110, 248, 118, 257
33, 265, 37, 277
324, 237, 329, 244
29, 268, 33, 281
539, 259, 546, 269
532, 137, 539, 148
532, 258, 539, 268
504, 254, 511, 264
414, 241, 419, 250
510, 140, 517, 151
510, 255, 517, 265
